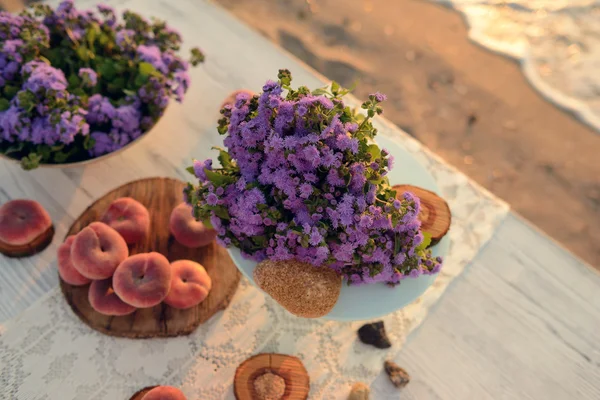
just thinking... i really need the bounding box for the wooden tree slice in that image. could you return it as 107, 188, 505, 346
128, 386, 157, 400
0, 225, 54, 258
59, 177, 241, 338
234, 353, 310, 400
393, 184, 451, 245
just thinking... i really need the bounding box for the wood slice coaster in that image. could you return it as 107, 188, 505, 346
234, 353, 310, 400
128, 386, 157, 400
393, 184, 451, 245
59, 177, 241, 338
0, 225, 55, 258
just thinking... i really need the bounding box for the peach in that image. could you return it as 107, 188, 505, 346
0, 199, 52, 246
142, 386, 187, 400
169, 203, 216, 248
113, 252, 172, 308
88, 278, 136, 316
71, 222, 129, 280
164, 260, 212, 309
101, 197, 150, 245
57, 236, 91, 286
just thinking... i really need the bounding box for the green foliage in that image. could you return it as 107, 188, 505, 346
20, 153, 42, 170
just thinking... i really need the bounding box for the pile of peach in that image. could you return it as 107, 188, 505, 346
58, 198, 216, 316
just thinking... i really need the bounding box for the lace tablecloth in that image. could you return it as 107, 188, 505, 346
0, 112, 508, 399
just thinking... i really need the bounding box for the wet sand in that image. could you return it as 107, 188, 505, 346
215, 0, 600, 268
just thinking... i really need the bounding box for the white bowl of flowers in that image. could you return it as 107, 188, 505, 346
186, 71, 450, 321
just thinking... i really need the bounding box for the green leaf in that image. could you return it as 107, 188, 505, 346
185, 166, 195, 175
417, 232, 433, 250
76, 46, 89, 61
331, 81, 340, 94
204, 168, 235, 186
312, 87, 329, 96
20, 153, 42, 170
3, 85, 19, 99
83, 135, 96, 150
98, 32, 110, 46
213, 207, 230, 220
53, 151, 70, 163
201, 217, 213, 229
98, 60, 117, 80
367, 144, 381, 161
86, 24, 98, 48
251, 236, 267, 247
138, 62, 160, 77
212, 146, 232, 168
4, 142, 24, 155
112, 77, 126, 89
71, 88, 86, 96
134, 73, 149, 88
123, 89, 137, 96
68, 73, 81, 88
0, 98, 9, 111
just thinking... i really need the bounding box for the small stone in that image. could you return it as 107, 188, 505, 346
348, 382, 370, 400
254, 372, 286, 400
384, 360, 410, 388
357, 321, 391, 349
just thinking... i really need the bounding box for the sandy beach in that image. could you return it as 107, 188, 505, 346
214, 0, 600, 268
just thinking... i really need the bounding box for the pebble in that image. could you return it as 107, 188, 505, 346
384, 360, 410, 388
348, 382, 370, 400
357, 321, 391, 349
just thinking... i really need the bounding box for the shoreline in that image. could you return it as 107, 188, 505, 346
434, 0, 600, 136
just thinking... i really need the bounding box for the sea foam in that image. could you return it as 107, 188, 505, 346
433, 0, 600, 131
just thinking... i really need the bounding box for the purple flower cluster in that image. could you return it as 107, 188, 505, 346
0, 1, 203, 169
187, 72, 442, 284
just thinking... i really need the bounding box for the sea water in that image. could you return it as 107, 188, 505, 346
434, 0, 600, 131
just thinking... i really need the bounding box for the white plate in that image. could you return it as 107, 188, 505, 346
228, 133, 449, 321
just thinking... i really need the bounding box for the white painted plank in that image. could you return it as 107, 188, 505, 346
392, 214, 600, 400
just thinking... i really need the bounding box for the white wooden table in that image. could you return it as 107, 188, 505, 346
1, 0, 599, 398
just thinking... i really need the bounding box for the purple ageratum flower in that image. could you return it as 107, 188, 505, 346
2, 39, 24, 62
137, 45, 169, 74
86, 94, 116, 124
78, 68, 97, 87
172, 70, 190, 102
113, 104, 141, 133
193, 159, 213, 181
115, 29, 135, 50
22, 62, 67, 92
299, 183, 313, 199
371, 92, 387, 102
206, 193, 218, 206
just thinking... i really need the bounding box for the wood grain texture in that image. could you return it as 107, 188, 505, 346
60, 177, 240, 338
393, 184, 451, 245
378, 214, 600, 400
234, 353, 310, 400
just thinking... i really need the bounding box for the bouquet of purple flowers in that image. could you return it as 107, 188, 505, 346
186, 70, 442, 285
0, 1, 204, 169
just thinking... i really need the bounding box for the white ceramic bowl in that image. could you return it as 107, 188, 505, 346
228, 133, 449, 321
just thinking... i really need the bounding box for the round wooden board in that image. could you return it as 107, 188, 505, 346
234, 353, 310, 400
129, 386, 157, 400
59, 177, 241, 338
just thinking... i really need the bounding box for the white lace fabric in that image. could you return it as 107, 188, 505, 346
0, 117, 508, 399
